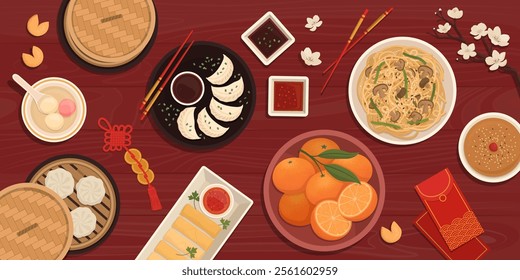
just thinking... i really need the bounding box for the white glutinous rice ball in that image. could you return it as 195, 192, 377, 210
44, 113, 64, 131
76, 176, 105, 206
39, 96, 58, 114
45, 168, 74, 199
71, 207, 97, 238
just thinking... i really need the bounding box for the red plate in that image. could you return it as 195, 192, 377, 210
263, 130, 385, 252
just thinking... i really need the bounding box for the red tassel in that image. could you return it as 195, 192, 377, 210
147, 185, 162, 211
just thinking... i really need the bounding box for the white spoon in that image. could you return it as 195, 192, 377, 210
12, 74, 58, 114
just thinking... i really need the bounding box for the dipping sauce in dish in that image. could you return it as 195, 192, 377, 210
464, 118, 520, 177
203, 186, 231, 215
273, 81, 304, 111
31, 86, 77, 133
248, 18, 288, 58
171, 71, 204, 105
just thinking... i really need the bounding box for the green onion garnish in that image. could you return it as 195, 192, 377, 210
371, 121, 401, 129
403, 52, 427, 64
430, 83, 436, 101
407, 118, 429, 125
402, 69, 408, 98
369, 98, 383, 118
374, 61, 385, 84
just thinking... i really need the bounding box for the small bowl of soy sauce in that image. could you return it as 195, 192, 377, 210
170, 71, 205, 106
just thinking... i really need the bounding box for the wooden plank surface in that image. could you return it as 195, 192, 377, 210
0, 0, 519, 259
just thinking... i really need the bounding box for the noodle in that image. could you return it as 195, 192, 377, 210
357, 46, 446, 139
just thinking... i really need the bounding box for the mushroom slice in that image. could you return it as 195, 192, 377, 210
389, 111, 401, 122
418, 65, 433, 78
364, 66, 373, 78
372, 84, 388, 98
211, 77, 244, 103
418, 99, 434, 114
419, 77, 430, 88
207, 54, 234, 85
409, 111, 423, 123
209, 98, 243, 122
197, 108, 229, 138
394, 59, 405, 71
396, 88, 406, 99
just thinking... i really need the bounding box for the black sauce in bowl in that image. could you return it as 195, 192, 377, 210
248, 19, 288, 58
171, 72, 204, 105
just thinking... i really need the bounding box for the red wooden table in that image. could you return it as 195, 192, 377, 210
1, 0, 519, 259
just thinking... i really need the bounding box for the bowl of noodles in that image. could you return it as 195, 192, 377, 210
349, 37, 456, 145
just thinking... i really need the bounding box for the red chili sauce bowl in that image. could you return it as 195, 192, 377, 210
200, 184, 234, 218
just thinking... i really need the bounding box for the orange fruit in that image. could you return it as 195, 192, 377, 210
331, 154, 373, 182
338, 181, 378, 222
305, 171, 345, 205
299, 138, 340, 171
272, 157, 315, 194
311, 200, 352, 241
279, 193, 313, 226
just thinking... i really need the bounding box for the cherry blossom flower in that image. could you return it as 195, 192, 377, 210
447, 7, 463, 19
305, 15, 323, 32
487, 26, 510, 47
436, 23, 451, 33
457, 43, 477, 60
470, 23, 488, 40
485, 50, 507, 71
300, 47, 322, 66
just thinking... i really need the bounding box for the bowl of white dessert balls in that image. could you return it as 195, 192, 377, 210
22, 77, 86, 143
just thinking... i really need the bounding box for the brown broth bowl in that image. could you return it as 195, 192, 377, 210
170, 71, 205, 106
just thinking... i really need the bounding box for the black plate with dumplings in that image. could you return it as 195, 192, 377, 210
148, 41, 256, 149
26, 154, 119, 253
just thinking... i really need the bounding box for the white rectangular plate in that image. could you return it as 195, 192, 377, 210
136, 166, 253, 260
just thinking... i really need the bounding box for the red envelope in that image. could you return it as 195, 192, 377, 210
415, 212, 489, 260
415, 168, 484, 251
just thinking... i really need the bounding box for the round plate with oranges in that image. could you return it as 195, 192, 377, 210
263, 130, 385, 252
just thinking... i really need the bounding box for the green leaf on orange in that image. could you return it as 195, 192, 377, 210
323, 164, 360, 184
317, 149, 358, 159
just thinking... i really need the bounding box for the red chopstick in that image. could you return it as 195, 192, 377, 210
140, 40, 195, 120
321, 9, 368, 95
323, 7, 394, 75
139, 30, 193, 111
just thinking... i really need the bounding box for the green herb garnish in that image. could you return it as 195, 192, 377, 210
371, 121, 402, 129
299, 149, 360, 183
188, 191, 199, 209
220, 219, 231, 230
407, 118, 429, 125
370, 98, 383, 118
374, 61, 385, 84
430, 83, 436, 101
403, 52, 426, 65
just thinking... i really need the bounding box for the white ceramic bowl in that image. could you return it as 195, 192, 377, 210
199, 183, 234, 219
458, 112, 520, 183
348, 37, 457, 145
22, 77, 86, 143
170, 71, 205, 106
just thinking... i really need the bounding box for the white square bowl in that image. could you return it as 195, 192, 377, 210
268, 76, 309, 117
241, 11, 295, 66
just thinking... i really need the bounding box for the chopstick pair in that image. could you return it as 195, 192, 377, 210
139, 30, 195, 120
321, 7, 394, 95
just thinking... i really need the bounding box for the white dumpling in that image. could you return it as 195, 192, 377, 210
209, 98, 243, 122
211, 77, 244, 103
45, 113, 64, 131
177, 107, 200, 140
197, 108, 229, 138
206, 54, 234, 85
45, 168, 74, 199
76, 176, 105, 206
71, 207, 96, 238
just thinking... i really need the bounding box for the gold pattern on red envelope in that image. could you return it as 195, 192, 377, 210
439, 211, 484, 251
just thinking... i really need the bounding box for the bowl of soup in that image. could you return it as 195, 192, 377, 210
21, 77, 86, 143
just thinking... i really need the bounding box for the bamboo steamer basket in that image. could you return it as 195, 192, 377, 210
0, 183, 73, 260
64, 0, 156, 68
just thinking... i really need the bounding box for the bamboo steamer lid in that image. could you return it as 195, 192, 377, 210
0, 183, 73, 260
64, 0, 156, 68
